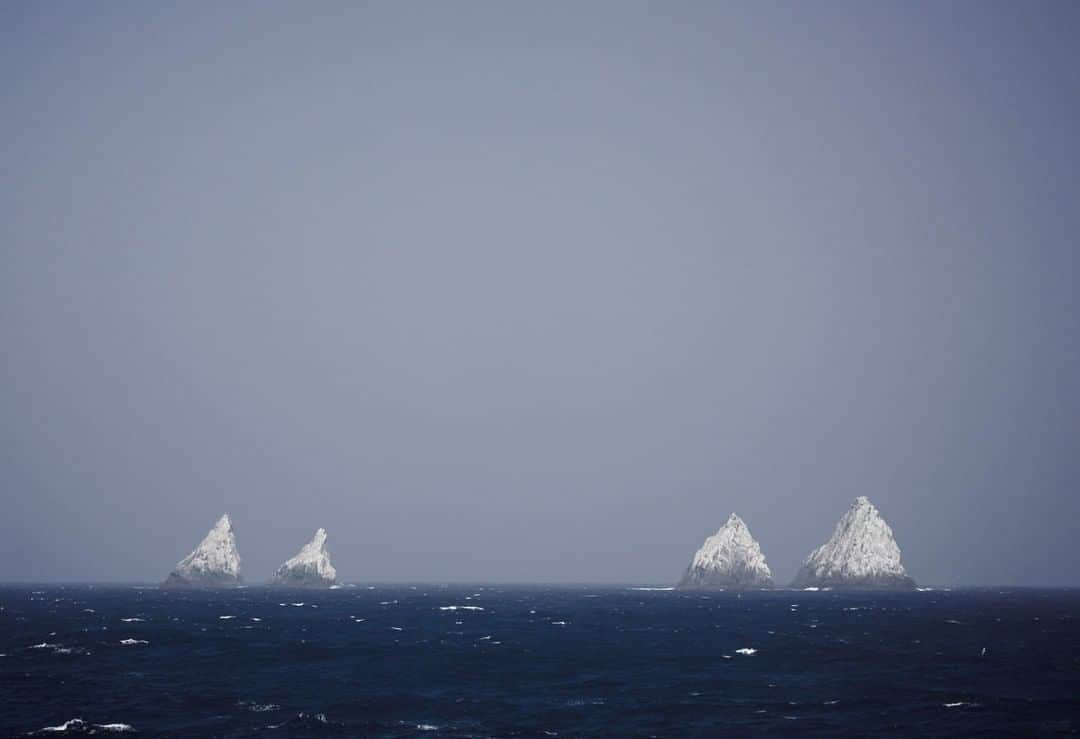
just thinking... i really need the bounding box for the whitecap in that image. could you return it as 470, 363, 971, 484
39, 718, 89, 733
390, 626, 403, 631
38, 718, 134, 733
550, 621, 568, 626
416, 724, 439, 731
120, 618, 144, 623
239, 701, 280, 713
119, 638, 148, 646
735, 647, 757, 655
802, 587, 820, 591
627, 587, 675, 591
438, 605, 485, 611
219, 615, 236, 620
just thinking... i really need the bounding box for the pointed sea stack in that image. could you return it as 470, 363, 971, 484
163, 514, 243, 588
791, 497, 916, 590
271, 528, 338, 588
677, 513, 774, 590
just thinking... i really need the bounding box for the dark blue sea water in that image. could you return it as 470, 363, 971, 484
1, 585, 1077, 737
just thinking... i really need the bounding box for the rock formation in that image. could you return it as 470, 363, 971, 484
271, 528, 337, 587
791, 496, 915, 589
677, 513, 773, 589
163, 514, 242, 588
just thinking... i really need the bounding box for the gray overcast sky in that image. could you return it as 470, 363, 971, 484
2, 2, 1078, 585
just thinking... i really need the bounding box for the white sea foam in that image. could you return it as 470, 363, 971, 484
416, 724, 440, 731
39, 719, 88, 733
735, 647, 757, 655
119, 638, 148, 646
120, 618, 144, 623
239, 701, 281, 713
38, 718, 134, 733
550, 620, 568, 626
219, 615, 236, 620
438, 605, 485, 611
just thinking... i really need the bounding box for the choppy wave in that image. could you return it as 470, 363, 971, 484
34, 718, 134, 734
3, 586, 1077, 736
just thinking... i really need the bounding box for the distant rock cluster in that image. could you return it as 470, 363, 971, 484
163, 515, 338, 589
677, 497, 916, 590
164, 497, 915, 590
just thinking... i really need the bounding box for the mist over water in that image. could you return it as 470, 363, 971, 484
2, 3, 1079, 585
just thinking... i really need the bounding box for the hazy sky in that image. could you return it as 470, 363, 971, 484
2, 2, 1078, 585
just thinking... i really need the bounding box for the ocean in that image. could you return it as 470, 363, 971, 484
1, 585, 1077, 736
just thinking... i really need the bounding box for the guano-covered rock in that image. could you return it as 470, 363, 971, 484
163, 514, 242, 588
677, 513, 773, 590
791, 497, 915, 590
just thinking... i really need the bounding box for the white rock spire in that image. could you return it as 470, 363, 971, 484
163, 514, 242, 588
677, 513, 774, 589
791, 497, 915, 589
272, 528, 338, 587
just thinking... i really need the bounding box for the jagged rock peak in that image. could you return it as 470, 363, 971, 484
163, 513, 242, 588
272, 527, 338, 588
677, 513, 774, 590
791, 497, 915, 590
